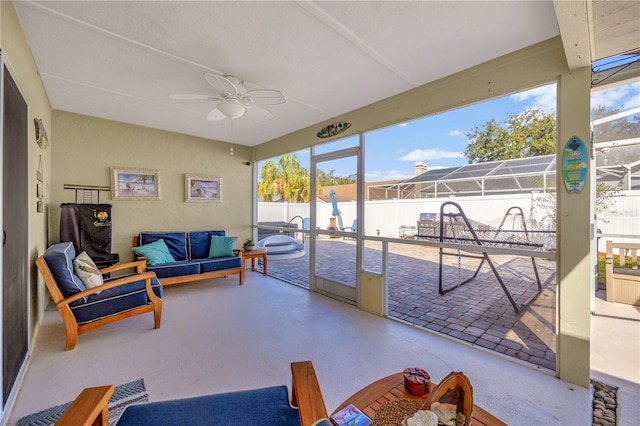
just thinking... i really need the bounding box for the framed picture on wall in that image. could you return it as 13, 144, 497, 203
111, 167, 161, 201
185, 174, 221, 202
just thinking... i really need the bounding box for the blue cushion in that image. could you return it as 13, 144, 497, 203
146, 260, 200, 279
117, 385, 300, 426
132, 239, 176, 266
70, 274, 162, 324
139, 232, 188, 261
198, 256, 242, 273
188, 230, 225, 260
209, 235, 237, 258
42, 242, 87, 299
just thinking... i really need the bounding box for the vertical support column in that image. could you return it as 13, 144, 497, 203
556, 67, 592, 388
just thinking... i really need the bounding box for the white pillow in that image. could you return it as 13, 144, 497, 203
73, 251, 103, 293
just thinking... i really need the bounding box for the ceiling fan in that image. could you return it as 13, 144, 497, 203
170, 73, 286, 121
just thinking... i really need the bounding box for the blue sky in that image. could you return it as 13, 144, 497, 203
263, 80, 640, 183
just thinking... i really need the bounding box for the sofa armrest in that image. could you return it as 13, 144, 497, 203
100, 260, 147, 274
59, 272, 159, 306
56, 385, 114, 426
290, 361, 328, 426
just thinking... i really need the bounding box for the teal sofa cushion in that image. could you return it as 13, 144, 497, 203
209, 235, 237, 258
132, 239, 176, 266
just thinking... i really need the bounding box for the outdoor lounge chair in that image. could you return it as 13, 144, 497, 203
36, 242, 163, 350
341, 219, 357, 240
56, 360, 330, 426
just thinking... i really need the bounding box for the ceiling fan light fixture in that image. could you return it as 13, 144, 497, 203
218, 100, 247, 119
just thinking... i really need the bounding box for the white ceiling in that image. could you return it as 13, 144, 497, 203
10, 1, 583, 147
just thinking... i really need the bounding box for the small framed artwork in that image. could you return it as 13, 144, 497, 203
37, 182, 44, 199
185, 174, 221, 202
111, 167, 161, 201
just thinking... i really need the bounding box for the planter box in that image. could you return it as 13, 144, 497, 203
606, 241, 640, 306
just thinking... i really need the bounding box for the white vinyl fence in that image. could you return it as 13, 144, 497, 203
258, 190, 640, 247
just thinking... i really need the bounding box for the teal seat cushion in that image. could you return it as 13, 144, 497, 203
209, 235, 237, 258
132, 239, 176, 266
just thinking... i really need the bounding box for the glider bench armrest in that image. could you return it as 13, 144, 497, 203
56, 385, 114, 426
57, 271, 159, 307
291, 360, 329, 426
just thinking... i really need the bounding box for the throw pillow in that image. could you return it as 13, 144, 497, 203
209, 235, 237, 258
132, 238, 176, 266
73, 251, 103, 293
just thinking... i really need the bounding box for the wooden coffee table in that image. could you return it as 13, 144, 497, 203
332, 372, 507, 426
242, 249, 267, 275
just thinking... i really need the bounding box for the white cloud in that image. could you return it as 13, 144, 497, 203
591, 82, 639, 109
365, 170, 413, 181
510, 84, 557, 112
397, 123, 409, 127
400, 148, 464, 162
448, 130, 462, 136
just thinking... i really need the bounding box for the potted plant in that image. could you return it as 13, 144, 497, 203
243, 238, 256, 251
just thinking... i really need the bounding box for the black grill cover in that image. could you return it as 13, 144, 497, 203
60, 203, 119, 267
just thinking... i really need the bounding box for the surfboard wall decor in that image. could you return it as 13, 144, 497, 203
562, 136, 588, 194
317, 121, 351, 138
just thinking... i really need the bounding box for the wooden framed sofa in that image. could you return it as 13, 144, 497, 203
605, 240, 640, 306
57, 360, 329, 426
36, 242, 163, 350
133, 230, 244, 286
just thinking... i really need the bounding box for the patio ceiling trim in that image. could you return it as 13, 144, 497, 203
553, 0, 592, 71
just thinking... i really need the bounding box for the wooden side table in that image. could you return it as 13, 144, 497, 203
242, 249, 267, 275
332, 372, 506, 426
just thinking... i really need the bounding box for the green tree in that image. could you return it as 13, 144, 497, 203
534, 181, 621, 226
464, 109, 556, 163
316, 169, 357, 186
258, 154, 316, 202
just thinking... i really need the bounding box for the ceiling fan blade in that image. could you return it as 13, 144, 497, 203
169, 94, 220, 101
243, 89, 286, 105
206, 108, 226, 121
204, 73, 238, 97
244, 104, 274, 121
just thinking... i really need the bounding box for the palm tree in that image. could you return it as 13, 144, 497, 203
136, 175, 154, 192
258, 154, 317, 202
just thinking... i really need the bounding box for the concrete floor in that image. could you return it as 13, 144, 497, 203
7, 262, 638, 425
8, 273, 596, 425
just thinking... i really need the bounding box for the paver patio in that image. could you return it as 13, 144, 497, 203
257, 237, 557, 370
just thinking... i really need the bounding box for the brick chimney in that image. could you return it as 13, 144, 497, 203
414, 162, 427, 176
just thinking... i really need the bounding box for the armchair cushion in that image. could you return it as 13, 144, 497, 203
209, 235, 237, 258
73, 251, 103, 292
70, 274, 162, 324
132, 239, 176, 266
139, 232, 188, 261
42, 242, 86, 299
117, 385, 300, 426
188, 230, 225, 259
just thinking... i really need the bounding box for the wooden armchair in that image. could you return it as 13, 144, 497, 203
605, 240, 640, 306
36, 242, 163, 350
57, 361, 329, 426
